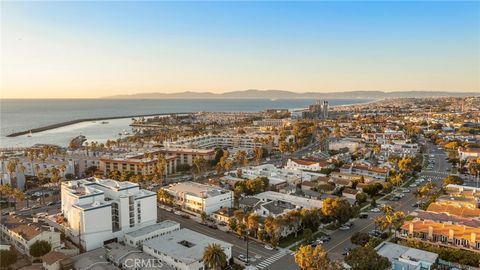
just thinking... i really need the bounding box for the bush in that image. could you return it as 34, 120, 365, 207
29, 240, 52, 257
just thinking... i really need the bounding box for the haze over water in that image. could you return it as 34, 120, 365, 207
0, 99, 370, 148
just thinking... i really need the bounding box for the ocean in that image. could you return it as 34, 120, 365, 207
0, 99, 370, 148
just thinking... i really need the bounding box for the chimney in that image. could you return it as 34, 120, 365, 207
408, 223, 414, 235
449, 229, 454, 241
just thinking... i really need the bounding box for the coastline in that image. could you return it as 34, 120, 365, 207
6, 112, 192, 137
4, 98, 374, 138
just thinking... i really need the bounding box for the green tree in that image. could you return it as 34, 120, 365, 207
295, 245, 340, 270
350, 232, 370, 246
345, 247, 391, 270
303, 228, 313, 243
201, 211, 208, 224
443, 175, 463, 186
203, 243, 227, 270
321, 197, 354, 224
29, 240, 51, 257
362, 182, 383, 198
157, 189, 173, 205
0, 249, 17, 268
355, 192, 368, 204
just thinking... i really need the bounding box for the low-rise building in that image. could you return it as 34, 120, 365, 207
0, 214, 61, 256
340, 163, 389, 180
99, 153, 177, 177
399, 211, 480, 252
285, 158, 334, 172
124, 220, 180, 248
458, 147, 480, 161
162, 182, 233, 214
42, 251, 70, 270
376, 242, 438, 270
328, 138, 364, 153
143, 228, 233, 270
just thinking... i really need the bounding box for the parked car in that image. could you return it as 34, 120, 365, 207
370, 208, 380, 213
402, 189, 410, 193
318, 235, 331, 242
359, 213, 368, 219
181, 214, 190, 219
339, 225, 351, 231
264, 245, 274, 250
238, 254, 248, 262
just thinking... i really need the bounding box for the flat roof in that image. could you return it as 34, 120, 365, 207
165, 181, 230, 198
376, 242, 438, 264
125, 220, 179, 238
143, 228, 232, 265
255, 191, 323, 209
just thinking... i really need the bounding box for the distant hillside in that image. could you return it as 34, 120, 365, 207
103, 90, 478, 100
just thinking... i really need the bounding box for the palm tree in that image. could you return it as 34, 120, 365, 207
253, 147, 263, 166
246, 213, 259, 237
203, 243, 227, 270
6, 159, 18, 185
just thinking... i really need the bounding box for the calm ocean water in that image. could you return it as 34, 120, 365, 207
0, 99, 370, 148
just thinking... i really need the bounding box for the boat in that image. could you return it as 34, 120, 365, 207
27, 131, 32, 137
100, 121, 109, 124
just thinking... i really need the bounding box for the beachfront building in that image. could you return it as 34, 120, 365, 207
0, 214, 61, 256
162, 181, 233, 214
99, 153, 177, 176
143, 228, 233, 270
60, 178, 157, 251
160, 148, 216, 167
164, 133, 277, 152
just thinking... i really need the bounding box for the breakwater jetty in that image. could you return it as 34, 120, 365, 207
6, 112, 193, 137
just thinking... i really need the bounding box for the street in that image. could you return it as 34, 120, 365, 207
157, 207, 299, 270
323, 141, 451, 260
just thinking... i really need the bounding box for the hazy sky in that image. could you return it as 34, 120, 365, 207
1, 1, 479, 99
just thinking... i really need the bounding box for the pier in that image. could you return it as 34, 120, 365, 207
6, 112, 193, 137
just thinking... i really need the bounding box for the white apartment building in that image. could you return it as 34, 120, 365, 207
164, 133, 277, 151
255, 191, 323, 213
285, 158, 334, 172
162, 181, 233, 214
328, 138, 365, 153
238, 164, 325, 185
61, 178, 157, 251
143, 228, 233, 270
380, 140, 419, 158
0, 214, 61, 256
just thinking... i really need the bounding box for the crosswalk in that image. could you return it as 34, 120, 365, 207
255, 251, 287, 269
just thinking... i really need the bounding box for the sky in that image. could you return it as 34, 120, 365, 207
1, 1, 479, 99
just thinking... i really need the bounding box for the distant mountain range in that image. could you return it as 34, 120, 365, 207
103, 90, 478, 100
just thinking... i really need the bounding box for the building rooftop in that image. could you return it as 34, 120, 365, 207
0, 214, 54, 241
143, 228, 232, 265
165, 181, 230, 198
42, 251, 69, 265
376, 242, 438, 265
72, 248, 118, 270
125, 220, 179, 238
255, 191, 323, 209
